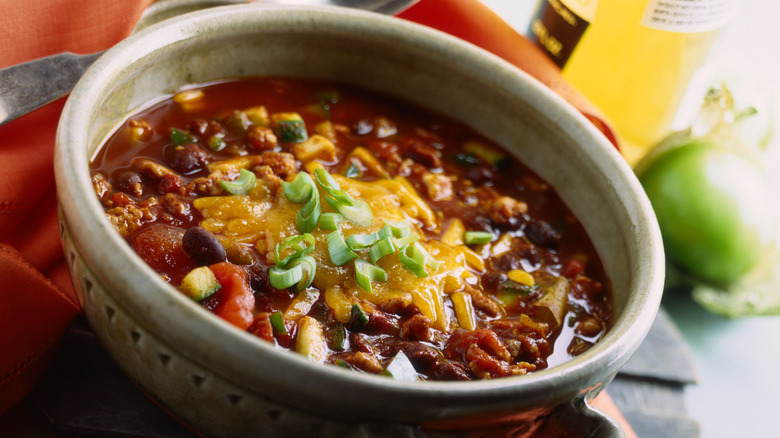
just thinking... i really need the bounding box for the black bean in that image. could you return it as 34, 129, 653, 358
524, 220, 561, 249
182, 226, 227, 266
492, 252, 523, 271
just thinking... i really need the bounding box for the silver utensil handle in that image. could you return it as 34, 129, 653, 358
0, 51, 102, 126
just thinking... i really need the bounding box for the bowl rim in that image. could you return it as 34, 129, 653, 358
55, 2, 665, 420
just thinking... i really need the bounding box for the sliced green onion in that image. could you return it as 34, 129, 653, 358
282, 172, 321, 233
170, 127, 195, 145
315, 168, 373, 227
208, 135, 227, 151
355, 259, 386, 293
219, 169, 256, 195
398, 242, 439, 277
383, 220, 412, 237
269, 263, 304, 289
319, 212, 343, 230
349, 303, 369, 330
327, 197, 373, 227
327, 230, 358, 266
464, 231, 493, 245
417, 242, 440, 271
282, 172, 315, 203
297, 189, 321, 233
346, 225, 394, 250
314, 167, 342, 195
392, 233, 419, 248
291, 255, 317, 290
346, 233, 376, 250
270, 311, 287, 335
275, 233, 315, 268
369, 237, 396, 264
398, 244, 427, 278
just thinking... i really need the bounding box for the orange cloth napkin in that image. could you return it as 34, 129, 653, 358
0, 0, 631, 435
0, 0, 155, 413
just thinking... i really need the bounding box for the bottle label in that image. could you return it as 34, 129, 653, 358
641, 0, 737, 33
529, 0, 597, 68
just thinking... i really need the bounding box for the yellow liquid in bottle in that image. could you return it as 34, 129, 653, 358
562, 0, 723, 165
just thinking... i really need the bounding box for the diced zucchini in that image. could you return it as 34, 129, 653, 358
272, 112, 308, 143
180, 266, 221, 301
327, 322, 346, 351
295, 316, 326, 362
381, 351, 419, 381
349, 303, 369, 330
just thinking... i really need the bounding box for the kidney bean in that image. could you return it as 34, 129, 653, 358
182, 226, 227, 266
164, 143, 211, 174
116, 170, 144, 197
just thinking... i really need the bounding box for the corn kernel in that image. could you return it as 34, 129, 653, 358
508, 269, 535, 286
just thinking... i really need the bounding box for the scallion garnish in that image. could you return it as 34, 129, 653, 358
275, 233, 315, 268
319, 212, 343, 230
327, 198, 373, 227
326, 230, 358, 267
291, 255, 316, 290
315, 168, 373, 227
269, 262, 304, 289
297, 189, 321, 233
270, 255, 316, 291
219, 168, 256, 195
282, 172, 321, 233
270, 311, 287, 335
354, 259, 387, 293
398, 244, 427, 278
384, 220, 412, 237
369, 237, 396, 264
398, 242, 439, 277
463, 231, 493, 245
282, 172, 314, 203
392, 233, 419, 248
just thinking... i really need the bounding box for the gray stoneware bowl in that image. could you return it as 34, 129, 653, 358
54, 4, 664, 437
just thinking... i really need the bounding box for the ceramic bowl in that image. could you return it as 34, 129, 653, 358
55, 4, 664, 437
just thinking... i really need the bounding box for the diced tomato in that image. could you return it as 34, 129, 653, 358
561, 258, 586, 279
209, 262, 255, 330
